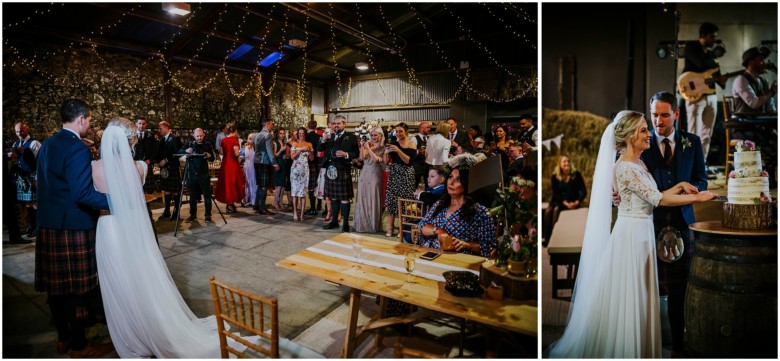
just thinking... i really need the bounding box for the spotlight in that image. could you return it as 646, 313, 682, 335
355, 62, 369, 70
163, 3, 191, 16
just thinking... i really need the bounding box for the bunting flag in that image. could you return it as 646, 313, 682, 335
542, 133, 564, 151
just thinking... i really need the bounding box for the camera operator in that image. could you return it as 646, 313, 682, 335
8, 122, 41, 240
179, 128, 216, 223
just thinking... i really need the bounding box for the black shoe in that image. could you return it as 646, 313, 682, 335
306, 209, 317, 216
21, 231, 36, 240
204, 216, 213, 223
323, 223, 339, 230
342, 225, 350, 232
185, 215, 197, 223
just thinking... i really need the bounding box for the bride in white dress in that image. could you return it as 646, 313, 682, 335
92, 118, 255, 358
548, 110, 714, 358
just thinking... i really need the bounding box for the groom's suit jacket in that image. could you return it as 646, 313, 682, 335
640, 130, 707, 227
36, 129, 109, 230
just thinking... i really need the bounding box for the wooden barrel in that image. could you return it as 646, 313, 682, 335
685, 221, 777, 358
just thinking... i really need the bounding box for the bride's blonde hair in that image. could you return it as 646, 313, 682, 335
613, 110, 645, 151
106, 117, 138, 149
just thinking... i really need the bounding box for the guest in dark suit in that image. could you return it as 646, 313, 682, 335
446, 117, 470, 154
253, 118, 279, 215
505, 144, 525, 182
134, 116, 158, 194
181, 128, 216, 223
34, 98, 114, 357
411, 121, 431, 187
322, 115, 359, 232
156, 121, 182, 220
641, 91, 707, 357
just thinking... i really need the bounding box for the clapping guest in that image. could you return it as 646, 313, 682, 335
417, 153, 496, 257
383, 123, 417, 237
272, 129, 288, 211
242, 134, 257, 207
467, 125, 486, 152
214, 123, 245, 214
289, 128, 313, 221
542, 155, 587, 245
354, 128, 386, 233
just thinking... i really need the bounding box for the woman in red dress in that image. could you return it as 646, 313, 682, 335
214, 123, 245, 213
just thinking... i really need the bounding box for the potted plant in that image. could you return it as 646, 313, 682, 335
489, 176, 538, 274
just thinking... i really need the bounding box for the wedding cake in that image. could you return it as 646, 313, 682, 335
722, 141, 774, 229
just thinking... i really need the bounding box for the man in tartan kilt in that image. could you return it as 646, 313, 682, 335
35, 99, 114, 357
8, 122, 41, 239
321, 115, 359, 232
304, 119, 321, 216
253, 118, 279, 215
156, 121, 182, 221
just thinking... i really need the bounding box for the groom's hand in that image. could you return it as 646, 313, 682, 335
611, 191, 621, 207
680, 182, 699, 195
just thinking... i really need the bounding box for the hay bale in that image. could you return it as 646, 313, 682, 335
541, 108, 610, 206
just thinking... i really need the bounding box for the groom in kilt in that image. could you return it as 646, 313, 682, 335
321, 115, 358, 232
35, 99, 114, 357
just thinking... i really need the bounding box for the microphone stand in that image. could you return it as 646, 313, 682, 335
173, 153, 227, 237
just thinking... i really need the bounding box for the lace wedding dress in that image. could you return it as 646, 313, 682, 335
549, 122, 663, 358
95, 126, 255, 358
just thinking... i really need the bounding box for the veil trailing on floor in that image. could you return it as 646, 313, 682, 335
98, 125, 240, 358
549, 120, 617, 357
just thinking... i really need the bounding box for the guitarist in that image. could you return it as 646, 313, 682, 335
682, 22, 726, 168
732, 47, 777, 115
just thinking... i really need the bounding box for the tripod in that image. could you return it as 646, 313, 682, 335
173, 153, 227, 237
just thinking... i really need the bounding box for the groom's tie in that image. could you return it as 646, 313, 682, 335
662, 138, 672, 165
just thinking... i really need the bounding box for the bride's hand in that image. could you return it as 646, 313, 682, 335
696, 191, 716, 202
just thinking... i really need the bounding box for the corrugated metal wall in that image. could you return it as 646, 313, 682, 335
326, 71, 462, 124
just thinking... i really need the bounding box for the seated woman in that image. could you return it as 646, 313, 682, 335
417, 154, 496, 257
542, 155, 587, 246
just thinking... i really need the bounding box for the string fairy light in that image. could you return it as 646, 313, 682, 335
326, 3, 353, 109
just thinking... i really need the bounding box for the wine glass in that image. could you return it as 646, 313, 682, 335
404, 250, 417, 284
352, 237, 363, 269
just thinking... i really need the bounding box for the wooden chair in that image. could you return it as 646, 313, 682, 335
722, 95, 751, 175
209, 276, 323, 359
398, 198, 424, 244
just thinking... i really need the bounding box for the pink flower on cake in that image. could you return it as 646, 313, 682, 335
736, 140, 758, 152
760, 170, 769, 177
760, 195, 770, 203
729, 170, 737, 178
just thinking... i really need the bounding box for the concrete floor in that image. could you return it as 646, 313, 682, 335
3, 198, 381, 358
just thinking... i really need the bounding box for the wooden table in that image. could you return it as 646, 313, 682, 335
277, 233, 537, 357
546, 207, 589, 300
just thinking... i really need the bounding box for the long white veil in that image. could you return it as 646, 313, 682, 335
98, 125, 226, 358
549, 120, 617, 357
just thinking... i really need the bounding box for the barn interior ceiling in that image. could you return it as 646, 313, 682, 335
3, 2, 538, 87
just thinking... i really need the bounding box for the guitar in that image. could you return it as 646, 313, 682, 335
677, 68, 742, 102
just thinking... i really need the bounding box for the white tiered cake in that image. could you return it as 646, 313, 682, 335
722, 142, 774, 229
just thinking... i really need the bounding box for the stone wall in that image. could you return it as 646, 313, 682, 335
3, 42, 310, 142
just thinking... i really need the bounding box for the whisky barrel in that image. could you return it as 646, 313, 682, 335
685, 221, 777, 358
